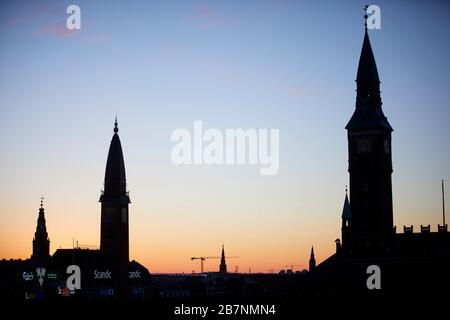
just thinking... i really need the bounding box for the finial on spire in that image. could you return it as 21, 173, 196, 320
40, 196, 44, 209
363, 5, 369, 32
114, 116, 118, 133
345, 185, 348, 194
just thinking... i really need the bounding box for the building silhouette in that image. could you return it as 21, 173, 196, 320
339, 15, 449, 260
344, 19, 394, 258
0, 11, 449, 304
99, 117, 131, 298
305, 15, 450, 296
0, 119, 152, 301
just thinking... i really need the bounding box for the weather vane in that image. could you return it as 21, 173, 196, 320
363, 5, 370, 29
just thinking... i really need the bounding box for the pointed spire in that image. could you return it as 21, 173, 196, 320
219, 244, 227, 273
356, 11, 379, 84
342, 187, 352, 219
346, 9, 392, 131
100, 118, 129, 201
309, 246, 316, 271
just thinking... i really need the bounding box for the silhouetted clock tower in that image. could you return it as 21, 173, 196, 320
345, 17, 394, 257
32, 198, 50, 263
100, 118, 130, 298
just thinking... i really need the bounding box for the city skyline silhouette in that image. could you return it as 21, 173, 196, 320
1, 1, 449, 277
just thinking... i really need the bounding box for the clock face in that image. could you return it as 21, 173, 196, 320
384, 140, 390, 154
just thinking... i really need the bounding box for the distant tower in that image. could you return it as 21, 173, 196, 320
99, 118, 130, 298
309, 246, 316, 271
219, 244, 227, 274
345, 14, 394, 257
32, 198, 50, 263
341, 187, 352, 254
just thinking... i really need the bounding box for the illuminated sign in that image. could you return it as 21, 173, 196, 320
22, 272, 34, 281
25, 292, 45, 300
99, 288, 114, 296
129, 270, 141, 279
94, 269, 112, 279
54, 265, 81, 296
36, 267, 46, 286
132, 287, 144, 295
58, 286, 73, 297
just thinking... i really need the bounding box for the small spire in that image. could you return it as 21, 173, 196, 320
114, 116, 118, 133
309, 246, 316, 271
40, 196, 44, 209
219, 244, 227, 273
342, 189, 352, 219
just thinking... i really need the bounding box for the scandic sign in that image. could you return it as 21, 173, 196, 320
93, 270, 142, 279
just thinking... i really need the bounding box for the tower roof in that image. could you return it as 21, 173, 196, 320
35, 203, 48, 237
356, 30, 380, 84
101, 119, 129, 201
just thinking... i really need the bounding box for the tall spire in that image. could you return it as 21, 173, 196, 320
219, 244, 227, 274
356, 23, 379, 83
100, 118, 129, 201
346, 8, 392, 131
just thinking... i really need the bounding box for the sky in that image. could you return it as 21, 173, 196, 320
0, 0, 449, 274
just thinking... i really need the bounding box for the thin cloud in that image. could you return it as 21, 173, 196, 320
37, 21, 77, 38
187, 4, 231, 29
287, 85, 302, 97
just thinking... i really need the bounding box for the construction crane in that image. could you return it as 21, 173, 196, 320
191, 256, 240, 273
191, 257, 219, 274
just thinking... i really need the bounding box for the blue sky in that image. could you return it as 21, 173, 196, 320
0, 0, 449, 272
